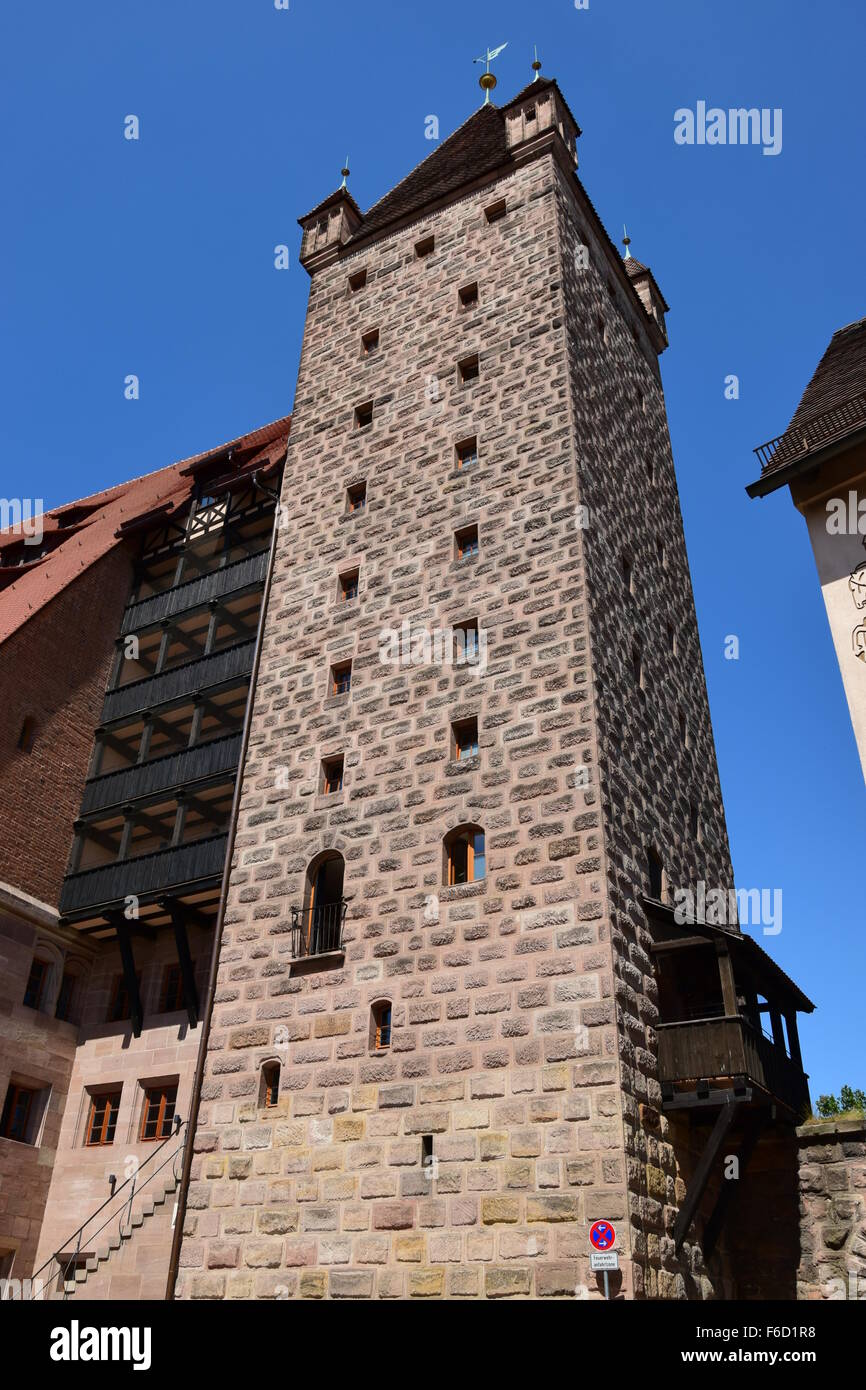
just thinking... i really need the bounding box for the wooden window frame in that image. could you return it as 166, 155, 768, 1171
322, 755, 344, 795
452, 716, 479, 761
85, 1089, 121, 1147
455, 524, 479, 561
373, 1001, 392, 1051
346, 482, 367, 513
339, 568, 359, 602
456, 437, 478, 470
445, 826, 485, 886
139, 1085, 178, 1142
331, 661, 352, 697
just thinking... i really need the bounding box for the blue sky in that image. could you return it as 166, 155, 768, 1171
2, 1, 863, 1101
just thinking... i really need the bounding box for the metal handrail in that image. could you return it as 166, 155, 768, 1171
30, 1116, 187, 1300
289, 899, 347, 958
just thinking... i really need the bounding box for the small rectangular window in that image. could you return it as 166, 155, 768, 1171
108, 972, 140, 1022
0, 1083, 45, 1145
140, 1084, 178, 1142
85, 1089, 121, 1147
689, 802, 700, 840
415, 235, 435, 258
331, 660, 352, 697
621, 553, 633, 594
485, 199, 507, 224
459, 283, 478, 309
355, 401, 373, 429
346, 482, 367, 513
160, 964, 185, 1013
453, 618, 479, 664
458, 354, 479, 385
452, 716, 479, 761
362, 328, 379, 355
23, 958, 49, 1010
339, 568, 359, 602
525, 106, 536, 123
262, 1062, 280, 1108
456, 437, 478, 471
322, 755, 344, 795
455, 524, 479, 560
348, 268, 367, 293
373, 1001, 392, 1050
55, 971, 76, 1022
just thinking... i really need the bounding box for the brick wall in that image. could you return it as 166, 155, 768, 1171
0, 545, 132, 906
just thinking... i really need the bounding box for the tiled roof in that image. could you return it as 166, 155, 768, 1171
349, 77, 583, 247
0, 415, 290, 647
749, 318, 866, 493
786, 317, 866, 435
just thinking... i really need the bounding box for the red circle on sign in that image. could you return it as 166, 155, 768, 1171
589, 1220, 616, 1250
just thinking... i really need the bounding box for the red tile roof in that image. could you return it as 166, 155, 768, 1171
0, 415, 289, 648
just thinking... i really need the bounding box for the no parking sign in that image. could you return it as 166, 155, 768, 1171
589, 1220, 616, 1251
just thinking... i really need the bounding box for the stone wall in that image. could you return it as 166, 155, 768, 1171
796, 1118, 866, 1300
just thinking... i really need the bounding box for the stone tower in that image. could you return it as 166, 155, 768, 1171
174, 75, 812, 1301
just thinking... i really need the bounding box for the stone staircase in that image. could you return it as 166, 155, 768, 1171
59, 1170, 180, 1301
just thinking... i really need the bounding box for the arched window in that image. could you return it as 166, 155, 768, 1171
301, 851, 346, 955
444, 825, 485, 886
370, 1001, 391, 1051
260, 1060, 281, 1108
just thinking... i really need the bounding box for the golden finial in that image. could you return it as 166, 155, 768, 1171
532, 45, 542, 82
473, 42, 508, 105
340, 156, 350, 190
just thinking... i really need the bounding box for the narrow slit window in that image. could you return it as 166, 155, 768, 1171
372, 1001, 392, 1050
455, 524, 479, 560
331, 660, 352, 697
23, 957, 49, 1010
17, 717, 38, 753
632, 644, 643, 689
458, 354, 479, 385
621, 553, 633, 594
362, 328, 379, 355
261, 1061, 280, 1108
354, 402, 374, 429
453, 618, 479, 664
456, 437, 478, 471
452, 716, 479, 760
346, 482, 367, 513
322, 755, 344, 795
647, 848, 664, 900
339, 568, 359, 602
55, 970, 76, 1022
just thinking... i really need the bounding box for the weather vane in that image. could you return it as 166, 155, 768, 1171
340, 156, 350, 191
473, 42, 508, 104
622, 225, 632, 260
532, 45, 542, 82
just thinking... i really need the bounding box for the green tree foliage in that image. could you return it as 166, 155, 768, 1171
816, 1086, 866, 1117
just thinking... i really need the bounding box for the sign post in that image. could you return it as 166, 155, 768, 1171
589, 1221, 618, 1300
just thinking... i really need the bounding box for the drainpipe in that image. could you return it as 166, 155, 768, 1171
165, 468, 283, 1299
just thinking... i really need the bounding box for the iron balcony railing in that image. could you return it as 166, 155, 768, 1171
289, 900, 347, 959
754, 391, 866, 471
60, 832, 228, 916
102, 639, 256, 723
120, 550, 268, 635
81, 732, 243, 815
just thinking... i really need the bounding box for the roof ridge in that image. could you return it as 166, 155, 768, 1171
359, 103, 502, 228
